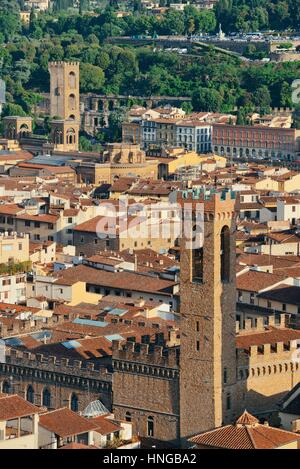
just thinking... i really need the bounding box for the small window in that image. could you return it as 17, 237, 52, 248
147, 416, 154, 437
226, 393, 231, 410
196, 340, 200, 351
220, 226, 230, 283
70, 393, 78, 412
192, 247, 203, 283
223, 367, 227, 384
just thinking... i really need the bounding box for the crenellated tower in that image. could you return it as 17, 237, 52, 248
48, 61, 80, 151
178, 188, 238, 441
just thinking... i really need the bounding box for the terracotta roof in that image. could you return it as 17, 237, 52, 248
16, 163, 75, 173
92, 415, 122, 435
238, 254, 300, 270
53, 264, 176, 295
236, 326, 300, 349
63, 209, 80, 217
73, 215, 139, 235
0, 394, 41, 420
39, 408, 98, 438
236, 270, 286, 292
189, 411, 300, 449
267, 232, 300, 244
0, 204, 23, 215
236, 410, 259, 425
16, 213, 59, 223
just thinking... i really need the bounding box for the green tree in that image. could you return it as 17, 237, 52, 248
192, 88, 223, 112
80, 63, 105, 92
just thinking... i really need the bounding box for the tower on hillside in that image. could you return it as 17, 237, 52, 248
48, 61, 80, 151
48, 61, 80, 121
178, 188, 237, 442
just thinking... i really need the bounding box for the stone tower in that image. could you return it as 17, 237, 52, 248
48, 61, 80, 151
179, 188, 237, 441
48, 61, 80, 121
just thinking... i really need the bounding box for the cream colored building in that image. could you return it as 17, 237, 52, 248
0, 233, 29, 264
0, 395, 40, 449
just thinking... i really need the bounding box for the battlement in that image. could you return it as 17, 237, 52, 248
177, 187, 236, 215
48, 61, 80, 68
236, 314, 288, 334
0, 314, 65, 338
3, 347, 111, 381
112, 339, 180, 369
236, 315, 300, 364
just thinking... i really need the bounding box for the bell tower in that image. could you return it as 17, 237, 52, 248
48, 61, 80, 152
48, 61, 80, 122
179, 189, 237, 441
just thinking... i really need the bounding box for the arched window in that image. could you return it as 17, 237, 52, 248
68, 93, 76, 110
26, 385, 34, 403
2, 380, 11, 394
20, 124, 29, 138
125, 412, 132, 422
66, 128, 76, 145
7, 124, 16, 140
54, 129, 63, 145
70, 393, 78, 412
220, 226, 230, 283
69, 71, 76, 89
147, 416, 154, 437
42, 388, 51, 407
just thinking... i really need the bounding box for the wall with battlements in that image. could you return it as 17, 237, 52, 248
112, 339, 180, 444
0, 347, 112, 411
236, 316, 300, 416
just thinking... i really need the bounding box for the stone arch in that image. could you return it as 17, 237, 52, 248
7, 124, 16, 140
20, 123, 30, 138
66, 128, 76, 145
69, 93, 76, 111
54, 128, 63, 145
69, 71, 76, 89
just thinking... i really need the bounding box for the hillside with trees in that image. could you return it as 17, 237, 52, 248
0, 1, 299, 130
